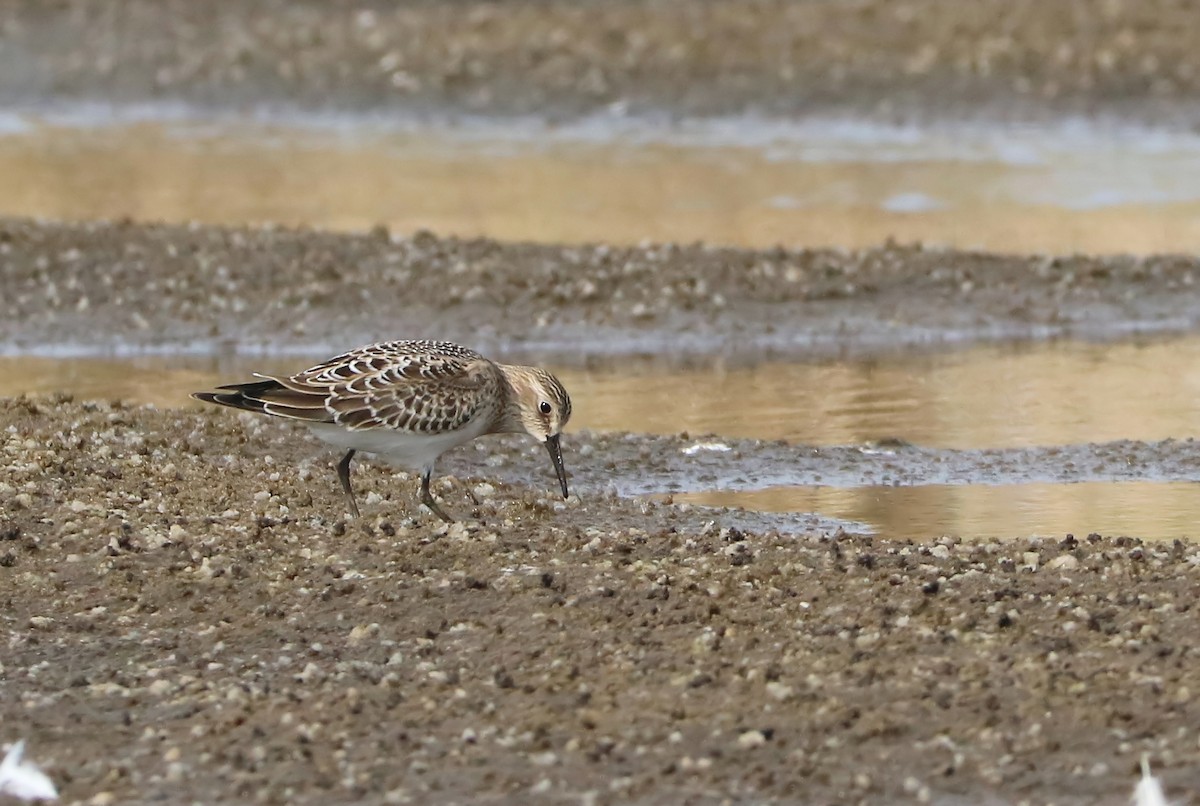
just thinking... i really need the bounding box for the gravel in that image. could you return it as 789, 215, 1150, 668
3, 0, 1200, 123
4, 218, 1200, 361
5, 396, 1200, 803
5, 2, 1200, 800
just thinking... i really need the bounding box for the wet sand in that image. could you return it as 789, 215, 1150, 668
6, 0, 1200, 801
3, 0, 1200, 123
3, 217, 1200, 802
5, 396, 1200, 804
5, 217, 1200, 361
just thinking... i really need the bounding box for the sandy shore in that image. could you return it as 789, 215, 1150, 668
4, 218, 1200, 361
3, 0, 1200, 123
2, 216, 1200, 802
5, 0, 1200, 801
4, 396, 1200, 804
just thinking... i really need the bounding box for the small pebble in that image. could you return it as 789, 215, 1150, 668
737, 730, 767, 749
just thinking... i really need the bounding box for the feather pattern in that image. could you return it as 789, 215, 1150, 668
193, 339, 573, 521
211, 340, 504, 435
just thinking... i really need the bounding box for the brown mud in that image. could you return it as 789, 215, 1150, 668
4, 218, 1200, 362
4, 396, 1200, 805
3, 0, 1200, 124
6, 0, 1200, 801
3, 214, 1200, 802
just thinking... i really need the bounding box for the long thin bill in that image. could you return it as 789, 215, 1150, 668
544, 433, 569, 498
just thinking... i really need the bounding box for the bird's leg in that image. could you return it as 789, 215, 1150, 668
337, 449, 361, 518
419, 466, 455, 523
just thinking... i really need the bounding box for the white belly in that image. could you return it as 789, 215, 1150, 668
305, 419, 491, 471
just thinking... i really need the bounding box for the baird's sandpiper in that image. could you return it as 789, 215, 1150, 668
193, 340, 572, 522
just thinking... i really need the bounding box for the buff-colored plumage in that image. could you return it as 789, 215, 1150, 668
193, 340, 572, 521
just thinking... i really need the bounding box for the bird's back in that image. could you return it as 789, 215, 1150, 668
193, 340, 505, 436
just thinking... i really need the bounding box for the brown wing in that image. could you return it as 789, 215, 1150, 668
191, 378, 333, 420
195, 341, 499, 434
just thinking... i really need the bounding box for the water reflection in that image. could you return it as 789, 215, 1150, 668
3, 336, 1200, 450
5, 117, 1200, 253
677, 482, 1200, 542
572, 338, 1200, 449
8, 343, 1200, 540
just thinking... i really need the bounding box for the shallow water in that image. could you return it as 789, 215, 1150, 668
7, 336, 1200, 449
6, 110, 1200, 253
6, 337, 1200, 540
678, 481, 1200, 541
7, 109, 1200, 538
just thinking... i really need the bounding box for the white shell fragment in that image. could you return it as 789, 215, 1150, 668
0, 741, 58, 801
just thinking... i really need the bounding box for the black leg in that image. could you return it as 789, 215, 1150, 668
337, 450, 360, 518
420, 466, 454, 523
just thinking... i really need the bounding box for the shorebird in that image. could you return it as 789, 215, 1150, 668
192, 340, 572, 522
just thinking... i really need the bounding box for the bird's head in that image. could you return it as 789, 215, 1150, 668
501, 366, 572, 498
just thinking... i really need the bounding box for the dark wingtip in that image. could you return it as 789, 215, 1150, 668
192, 390, 242, 406
191, 388, 263, 412
191, 379, 283, 413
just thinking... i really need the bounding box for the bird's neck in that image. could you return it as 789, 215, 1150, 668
490, 363, 530, 435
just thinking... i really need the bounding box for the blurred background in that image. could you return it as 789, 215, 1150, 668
3, 0, 1200, 252
5, 0, 1200, 538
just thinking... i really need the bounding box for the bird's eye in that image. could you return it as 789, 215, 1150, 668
539, 401, 552, 415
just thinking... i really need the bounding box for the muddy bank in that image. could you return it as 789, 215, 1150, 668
3, 1, 1200, 123
4, 217, 1200, 361
4, 396, 1200, 804
565, 433, 1200, 495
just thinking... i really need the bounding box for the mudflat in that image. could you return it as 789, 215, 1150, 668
2, 0, 1200, 122
4, 218, 1199, 359
4, 217, 1200, 803
5, 0, 1200, 802
4, 395, 1200, 804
